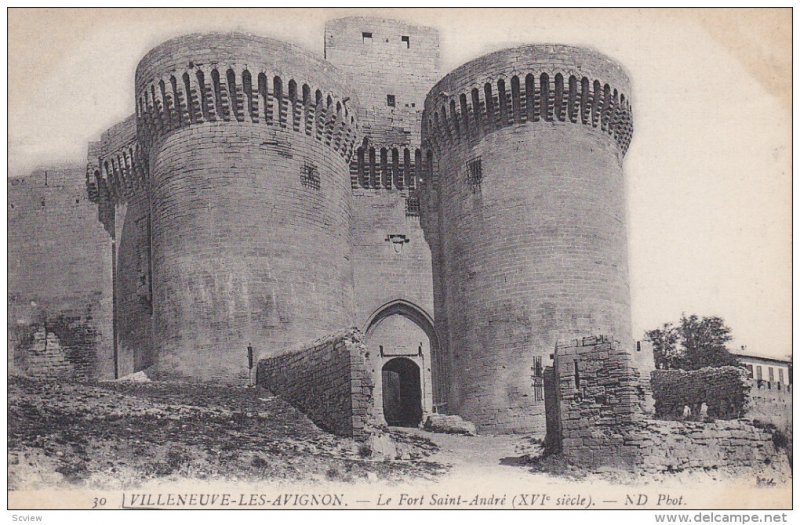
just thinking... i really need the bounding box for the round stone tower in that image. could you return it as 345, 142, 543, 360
419, 44, 634, 433
135, 33, 360, 381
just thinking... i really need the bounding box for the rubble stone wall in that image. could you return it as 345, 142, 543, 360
651, 366, 751, 420
256, 329, 374, 440
635, 419, 785, 474
551, 336, 648, 468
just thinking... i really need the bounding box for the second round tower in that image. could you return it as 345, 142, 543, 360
420, 44, 635, 433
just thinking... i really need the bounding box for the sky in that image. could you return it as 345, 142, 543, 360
7, 8, 792, 359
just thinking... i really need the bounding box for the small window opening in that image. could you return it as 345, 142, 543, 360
532, 355, 543, 402
387, 94, 396, 107
401, 35, 410, 48
574, 360, 580, 389
362, 32, 372, 42
301, 163, 320, 190
405, 196, 420, 217
466, 157, 482, 188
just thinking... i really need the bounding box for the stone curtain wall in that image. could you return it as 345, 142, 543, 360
748, 384, 793, 433
87, 116, 156, 378
546, 336, 789, 475
350, 190, 434, 338
256, 329, 374, 440
634, 419, 785, 474
8, 167, 114, 380
651, 367, 751, 420
112, 191, 156, 377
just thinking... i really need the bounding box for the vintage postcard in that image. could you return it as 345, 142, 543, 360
6, 7, 793, 517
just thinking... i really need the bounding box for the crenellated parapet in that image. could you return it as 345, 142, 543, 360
349, 138, 434, 191
86, 114, 148, 207
422, 44, 633, 157
134, 33, 361, 162
86, 115, 148, 234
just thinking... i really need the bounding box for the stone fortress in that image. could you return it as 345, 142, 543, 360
8, 16, 789, 469
10, 15, 636, 434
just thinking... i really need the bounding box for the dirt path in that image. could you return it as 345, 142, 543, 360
392, 427, 542, 484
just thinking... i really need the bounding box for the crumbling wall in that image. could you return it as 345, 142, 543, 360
632, 340, 657, 413
256, 329, 375, 440
542, 366, 560, 452
550, 336, 649, 469
11, 327, 75, 379
633, 419, 786, 475
545, 336, 790, 475
651, 366, 751, 420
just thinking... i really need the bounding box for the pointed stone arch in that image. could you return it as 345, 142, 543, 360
363, 299, 438, 349
363, 299, 440, 421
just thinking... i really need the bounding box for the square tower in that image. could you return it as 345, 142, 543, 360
325, 17, 440, 147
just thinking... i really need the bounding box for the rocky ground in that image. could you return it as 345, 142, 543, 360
8, 376, 792, 501
8, 376, 446, 490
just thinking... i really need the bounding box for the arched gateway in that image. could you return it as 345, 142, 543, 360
364, 300, 439, 425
